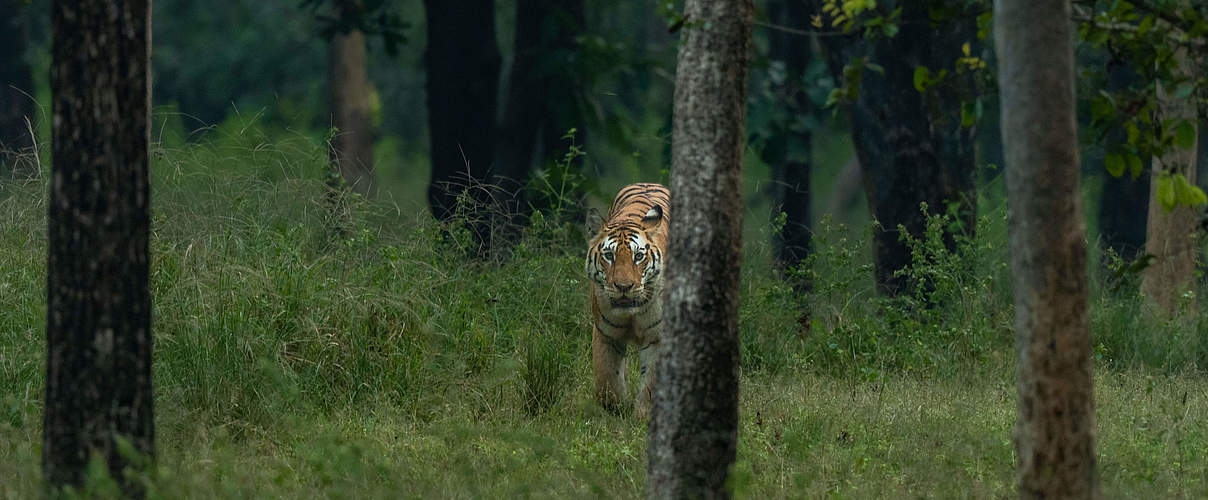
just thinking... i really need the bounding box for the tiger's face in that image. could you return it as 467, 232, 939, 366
586, 206, 666, 310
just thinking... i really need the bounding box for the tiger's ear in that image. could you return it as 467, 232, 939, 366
641, 205, 664, 231
585, 208, 605, 240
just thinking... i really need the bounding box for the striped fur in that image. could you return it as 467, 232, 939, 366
584, 183, 670, 414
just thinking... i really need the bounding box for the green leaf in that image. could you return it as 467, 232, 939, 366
1156, 174, 1176, 210
913, 66, 929, 92
882, 22, 899, 38
961, 101, 976, 127
1126, 154, 1143, 179
1105, 153, 1126, 177
976, 11, 993, 40
1138, 15, 1155, 36
1175, 121, 1196, 149
1126, 121, 1140, 146
1173, 174, 1207, 207
1091, 95, 1116, 123
1175, 83, 1194, 99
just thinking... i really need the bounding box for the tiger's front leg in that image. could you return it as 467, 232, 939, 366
592, 326, 628, 412
635, 340, 658, 418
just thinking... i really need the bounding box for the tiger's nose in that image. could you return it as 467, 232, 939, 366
615, 281, 634, 293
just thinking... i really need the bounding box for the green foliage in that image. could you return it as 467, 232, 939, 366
1076, 0, 1208, 206
1154, 171, 1207, 210
815, 0, 1208, 207
300, 0, 409, 55
525, 129, 597, 224
818, 0, 901, 37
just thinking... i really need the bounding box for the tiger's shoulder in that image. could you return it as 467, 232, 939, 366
604, 183, 670, 228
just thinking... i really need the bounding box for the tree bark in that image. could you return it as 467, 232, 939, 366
646, 0, 751, 498
44, 0, 155, 494
1140, 50, 1198, 314
329, 26, 375, 196
494, 0, 587, 211
995, 0, 1099, 497
766, 0, 812, 281
423, 0, 501, 247
0, 0, 36, 178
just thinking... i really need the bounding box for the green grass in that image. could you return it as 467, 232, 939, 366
2, 125, 1208, 497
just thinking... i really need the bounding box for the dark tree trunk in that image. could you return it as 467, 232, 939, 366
815, 0, 979, 296
766, 0, 812, 281
646, 0, 751, 497
1098, 63, 1150, 264
995, 0, 1099, 496
423, 0, 501, 247
1099, 171, 1149, 261
44, 0, 155, 494
494, 0, 586, 212
329, 25, 375, 196
0, 0, 36, 178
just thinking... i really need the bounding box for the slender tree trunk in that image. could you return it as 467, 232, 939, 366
44, 0, 155, 494
494, 0, 586, 212
995, 0, 1099, 497
1141, 50, 1199, 314
329, 26, 375, 196
0, 0, 36, 178
423, 0, 501, 248
647, 0, 751, 497
767, 0, 812, 281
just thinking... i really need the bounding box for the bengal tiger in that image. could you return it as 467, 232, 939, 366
584, 183, 670, 414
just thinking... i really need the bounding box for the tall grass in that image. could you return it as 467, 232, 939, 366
1, 121, 1207, 496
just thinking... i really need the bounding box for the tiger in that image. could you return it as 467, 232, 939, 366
584, 183, 670, 415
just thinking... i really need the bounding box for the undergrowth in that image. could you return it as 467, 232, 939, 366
1, 120, 1206, 497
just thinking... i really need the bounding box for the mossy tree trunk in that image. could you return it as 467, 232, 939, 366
423, 0, 501, 250
995, 0, 1099, 497
0, 0, 35, 178
44, 0, 155, 494
646, 0, 751, 497
328, 2, 375, 197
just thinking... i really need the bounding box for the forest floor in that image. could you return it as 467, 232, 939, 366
2, 132, 1207, 498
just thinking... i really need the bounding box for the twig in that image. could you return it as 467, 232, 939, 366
1071, 4, 1207, 49
752, 20, 851, 38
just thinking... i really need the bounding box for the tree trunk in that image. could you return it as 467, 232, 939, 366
1098, 64, 1150, 264
44, 0, 155, 494
995, 0, 1099, 497
329, 27, 375, 196
766, 0, 812, 281
1140, 50, 1199, 314
646, 0, 751, 497
423, 0, 501, 248
0, 0, 36, 178
815, 0, 979, 296
1099, 170, 1150, 261
494, 0, 587, 212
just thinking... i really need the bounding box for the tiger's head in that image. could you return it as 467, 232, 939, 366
585, 205, 666, 309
